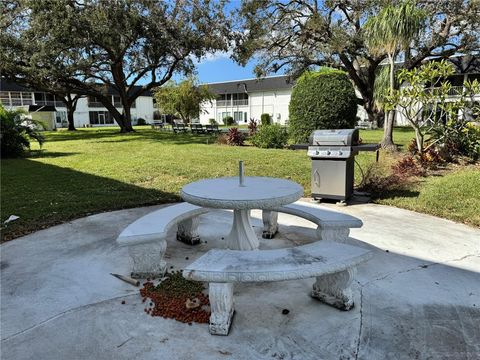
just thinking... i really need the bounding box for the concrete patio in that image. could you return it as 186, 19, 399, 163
1, 201, 479, 360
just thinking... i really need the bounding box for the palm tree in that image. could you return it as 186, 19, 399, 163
365, 0, 425, 150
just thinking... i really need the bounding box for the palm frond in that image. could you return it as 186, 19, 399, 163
364, 0, 425, 56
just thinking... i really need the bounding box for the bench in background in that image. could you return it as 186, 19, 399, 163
262, 201, 363, 242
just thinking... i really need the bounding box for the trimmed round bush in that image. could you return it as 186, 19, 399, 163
260, 113, 271, 125
223, 116, 234, 126
288, 68, 358, 143
252, 124, 288, 149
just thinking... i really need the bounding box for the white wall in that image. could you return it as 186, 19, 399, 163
42, 96, 155, 128
1, 91, 156, 128
199, 89, 292, 125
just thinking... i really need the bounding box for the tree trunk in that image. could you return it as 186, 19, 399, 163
121, 105, 134, 132
60, 94, 77, 131
381, 54, 397, 150
67, 107, 76, 131
98, 98, 128, 131
364, 100, 384, 128
382, 111, 397, 150
414, 127, 424, 158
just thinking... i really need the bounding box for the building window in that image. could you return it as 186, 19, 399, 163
88, 96, 104, 108
113, 95, 122, 107
89, 111, 114, 125
55, 111, 67, 125
232, 93, 248, 106
234, 111, 247, 123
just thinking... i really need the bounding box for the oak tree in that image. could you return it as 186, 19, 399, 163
235, 0, 480, 147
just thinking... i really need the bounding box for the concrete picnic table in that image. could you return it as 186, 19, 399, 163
180, 176, 304, 250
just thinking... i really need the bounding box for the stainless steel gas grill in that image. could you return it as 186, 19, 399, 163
306, 129, 378, 202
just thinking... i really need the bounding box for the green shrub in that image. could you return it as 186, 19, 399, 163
0, 105, 45, 158
252, 124, 288, 149
137, 117, 147, 125
223, 116, 234, 126
209, 118, 216, 125
260, 113, 271, 125
289, 68, 358, 143
429, 120, 480, 161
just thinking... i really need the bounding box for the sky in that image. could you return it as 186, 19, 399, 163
195, 56, 259, 84
169, 52, 286, 85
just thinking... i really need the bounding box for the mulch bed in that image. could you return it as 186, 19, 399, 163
139, 271, 210, 324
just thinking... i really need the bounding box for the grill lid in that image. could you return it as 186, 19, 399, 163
309, 129, 359, 146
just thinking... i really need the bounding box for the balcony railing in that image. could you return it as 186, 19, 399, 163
35, 100, 64, 107
233, 99, 248, 106
216, 99, 249, 107
216, 100, 230, 107
88, 101, 104, 108
426, 86, 471, 96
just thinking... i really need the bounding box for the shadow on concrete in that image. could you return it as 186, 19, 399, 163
0, 206, 478, 359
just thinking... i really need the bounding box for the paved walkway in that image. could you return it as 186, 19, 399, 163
1, 202, 479, 360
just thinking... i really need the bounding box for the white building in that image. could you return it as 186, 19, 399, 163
0, 79, 156, 129
199, 75, 294, 125
201, 56, 480, 127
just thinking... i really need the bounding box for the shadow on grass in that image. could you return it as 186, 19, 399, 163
373, 188, 420, 200
28, 151, 80, 158
1, 159, 179, 242
44, 128, 219, 146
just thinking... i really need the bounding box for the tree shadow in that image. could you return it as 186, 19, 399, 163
374, 188, 421, 199
44, 128, 219, 146
1, 159, 179, 242
28, 150, 79, 158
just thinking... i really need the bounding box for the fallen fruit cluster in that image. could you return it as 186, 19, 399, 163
139, 271, 210, 324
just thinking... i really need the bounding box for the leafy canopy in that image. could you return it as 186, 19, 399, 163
154, 78, 215, 123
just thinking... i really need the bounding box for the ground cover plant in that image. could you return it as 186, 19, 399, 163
1, 126, 478, 241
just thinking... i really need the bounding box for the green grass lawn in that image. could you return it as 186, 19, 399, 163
1, 126, 478, 241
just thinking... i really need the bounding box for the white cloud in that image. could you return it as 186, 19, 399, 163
194, 50, 233, 64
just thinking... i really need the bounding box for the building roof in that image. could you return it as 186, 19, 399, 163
0, 78, 152, 96
205, 75, 294, 94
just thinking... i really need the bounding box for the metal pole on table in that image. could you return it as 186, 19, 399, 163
239, 160, 245, 186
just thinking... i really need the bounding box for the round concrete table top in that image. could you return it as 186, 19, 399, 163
180, 176, 304, 210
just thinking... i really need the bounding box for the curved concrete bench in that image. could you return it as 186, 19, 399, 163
117, 202, 209, 278
184, 241, 372, 335
262, 201, 363, 242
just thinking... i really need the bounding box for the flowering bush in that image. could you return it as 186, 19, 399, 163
391, 156, 426, 178
247, 118, 258, 136
226, 127, 244, 146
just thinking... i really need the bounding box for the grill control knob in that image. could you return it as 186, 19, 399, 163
338, 151, 343, 156
315, 150, 319, 155
326, 151, 331, 155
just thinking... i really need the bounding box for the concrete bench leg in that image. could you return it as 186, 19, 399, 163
128, 241, 167, 279
177, 216, 201, 245
311, 267, 356, 311
209, 283, 234, 335
316, 226, 350, 242
262, 210, 278, 239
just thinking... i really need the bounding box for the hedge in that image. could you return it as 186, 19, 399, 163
288, 68, 358, 143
